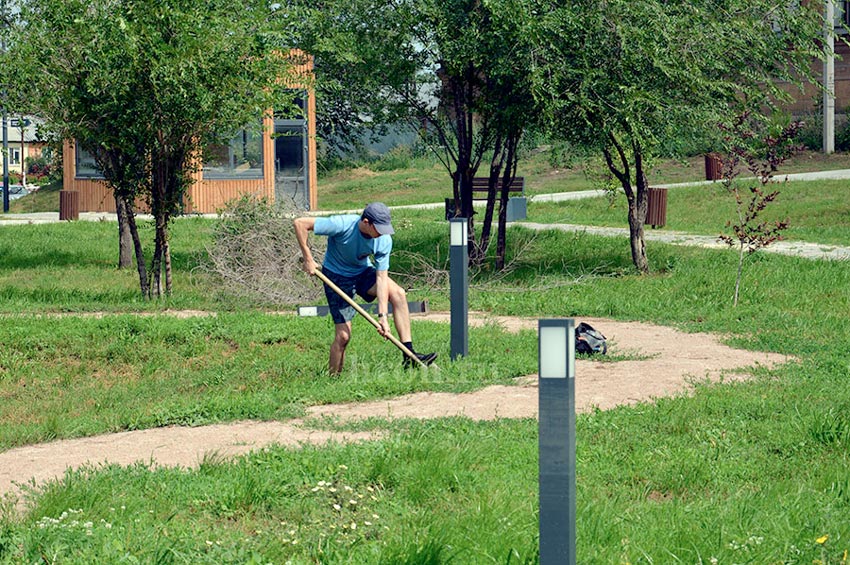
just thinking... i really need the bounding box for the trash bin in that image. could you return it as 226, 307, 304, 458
646, 187, 667, 229
704, 153, 723, 181
506, 196, 527, 222
59, 190, 80, 221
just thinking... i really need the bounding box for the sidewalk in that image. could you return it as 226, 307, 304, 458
515, 222, 850, 261
0, 211, 217, 225
2, 171, 849, 261
529, 167, 850, 203
518, 168, 850, 260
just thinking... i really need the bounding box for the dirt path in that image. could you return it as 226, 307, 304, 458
1, 314, 790, 508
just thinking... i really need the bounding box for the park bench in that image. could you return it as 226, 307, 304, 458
445, 176, 527, 221
471, 176, 525, 200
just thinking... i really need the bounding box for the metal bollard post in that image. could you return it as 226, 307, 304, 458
450, 218, 468, 360
538, 319, 576, 565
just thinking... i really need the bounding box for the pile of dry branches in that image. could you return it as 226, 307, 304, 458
205, 196, 325, 305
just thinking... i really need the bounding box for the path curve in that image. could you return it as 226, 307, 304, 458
1, 314, 791, 508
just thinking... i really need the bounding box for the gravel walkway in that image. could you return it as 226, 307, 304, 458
516, 223, 850, 261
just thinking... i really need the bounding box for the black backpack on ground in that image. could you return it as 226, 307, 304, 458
576, 322, 607, 355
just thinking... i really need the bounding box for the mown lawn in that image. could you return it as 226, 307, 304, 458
315, 148, 850, 210
0, 161, 849, 562
526, 178, 850, 247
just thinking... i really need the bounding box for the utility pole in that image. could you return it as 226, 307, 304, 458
1, 0, 9, 213
824, 0, 836, 155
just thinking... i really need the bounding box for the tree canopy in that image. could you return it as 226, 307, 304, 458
289, 0, 539, 267
528, 0, 825, 272
7, 0, 296, 296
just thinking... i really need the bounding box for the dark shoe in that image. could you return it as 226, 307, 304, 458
403, 351, 437, 368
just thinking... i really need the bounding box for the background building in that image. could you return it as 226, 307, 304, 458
61, 56, 318, 214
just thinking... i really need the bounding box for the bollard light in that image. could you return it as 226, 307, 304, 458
538, 319, 576, 565
449, 218, 468, 360
450, 217, 468, 246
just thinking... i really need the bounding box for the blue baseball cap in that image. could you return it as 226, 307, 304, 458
362, 202, 395, 235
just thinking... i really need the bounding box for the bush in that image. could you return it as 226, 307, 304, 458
795, 111, 823, 151
26, 155, 51, 177
366, 145, 414, 172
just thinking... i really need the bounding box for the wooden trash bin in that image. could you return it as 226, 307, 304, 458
646, 187, 667, 229
59, 190, 80, 221
704, 153, 723, 181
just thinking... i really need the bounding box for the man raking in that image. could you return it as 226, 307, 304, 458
294, 202, 437, 375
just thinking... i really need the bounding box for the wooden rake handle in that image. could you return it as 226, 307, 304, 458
313, 269, 426, 369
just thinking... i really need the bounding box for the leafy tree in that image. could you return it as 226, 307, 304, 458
288, 0, 539, 268
529, 0, 825, 273
8, 0, 294, 297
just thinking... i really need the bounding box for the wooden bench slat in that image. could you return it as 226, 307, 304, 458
470, 176, 525, 197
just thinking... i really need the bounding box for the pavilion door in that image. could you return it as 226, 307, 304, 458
274, 119, 309, 210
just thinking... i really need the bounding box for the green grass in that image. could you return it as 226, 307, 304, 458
1, 156, 850, 562
6, 179, 62, 214
527, 178, 850, 247
0, 218, 220, 312
316, 149, 850, 210
0, 311, 536, 451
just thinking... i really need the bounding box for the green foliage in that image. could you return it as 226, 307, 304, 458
290, 0, 539, 267
367, 145, 415, 172
7, 0, 298, 296
799, 104, 850, 153
530, 0, 826, 271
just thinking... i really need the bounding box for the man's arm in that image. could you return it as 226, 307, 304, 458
293, 217, 318, 275
374, 269, 391, 337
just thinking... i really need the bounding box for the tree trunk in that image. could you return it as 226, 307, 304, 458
150, 214, 167, 298
115, 194, 133, 269
630, 140, 650, 274
164, 227, 173, 296
603, 135, 650, 274
627, 202, 649, 274
734, 244, 745, 307
476, 140, 503, 268
495, 133, 519, 271
124, 199, 149, 298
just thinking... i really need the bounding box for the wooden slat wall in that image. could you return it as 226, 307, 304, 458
65, 138, 275, 215
187, 179, 271, 214
63, 140, 118, 212
307, 81, 318, 210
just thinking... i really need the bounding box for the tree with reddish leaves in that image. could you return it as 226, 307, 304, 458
718, 114, 802, 306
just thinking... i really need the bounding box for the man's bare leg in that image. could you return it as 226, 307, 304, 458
367, 276, 436, 367
387, 279, 412, 342
330, 322, 352, 375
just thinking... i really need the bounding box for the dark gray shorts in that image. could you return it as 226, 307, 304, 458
322, 268, 377, 324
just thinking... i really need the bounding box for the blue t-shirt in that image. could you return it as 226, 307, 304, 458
314, 214, 392, 277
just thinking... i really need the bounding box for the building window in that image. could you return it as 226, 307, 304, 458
75, 145, 105, 179
274, 91, 307, 121
9, 148, 20, 166
202, 127, 264, 180
835, 1, 850, 30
